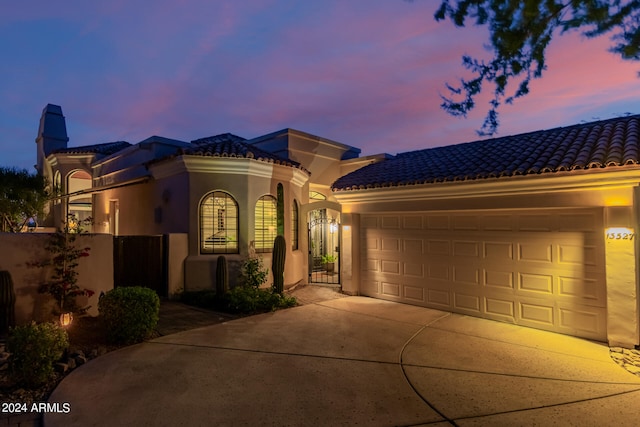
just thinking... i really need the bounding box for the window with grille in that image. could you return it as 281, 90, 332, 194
200, 191, 238, 254
255, 195, 277, 252
291, 199, 299, 250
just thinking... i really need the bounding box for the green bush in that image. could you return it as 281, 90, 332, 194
7, 322, 69, 387
180, 290, 219, 309
241, 257, 268, 288
98, 286, 160, 345
222, 286, 297, 314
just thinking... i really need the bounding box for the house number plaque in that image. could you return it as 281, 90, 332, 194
606, 232, 636, 240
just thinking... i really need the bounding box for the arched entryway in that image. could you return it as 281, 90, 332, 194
308, 208, 340, 284
67, 169, 92, 231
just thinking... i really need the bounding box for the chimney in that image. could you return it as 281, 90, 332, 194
35, 104, 69, 174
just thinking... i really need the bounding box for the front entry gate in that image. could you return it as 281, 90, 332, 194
308, 212, 340, 284
113, 235, 168, 297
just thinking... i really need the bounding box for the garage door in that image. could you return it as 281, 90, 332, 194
360, 209, 607, 341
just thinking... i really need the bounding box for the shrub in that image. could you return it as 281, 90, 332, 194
7, 322, 69, 387
36, 214, 95, 315
99, 286, 160, 345
180, 290, 218, 309
222, 286, 297, 314
241, 257, 268, 288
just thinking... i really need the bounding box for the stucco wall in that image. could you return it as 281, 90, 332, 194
0, 233, 113, 324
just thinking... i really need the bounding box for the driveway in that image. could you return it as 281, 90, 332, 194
46, 296, 640, 426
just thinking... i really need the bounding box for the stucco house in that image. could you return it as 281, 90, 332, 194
35, 104, 383, 293
35, 104, 640, 348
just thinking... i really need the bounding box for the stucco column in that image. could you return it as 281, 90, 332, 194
604, 206, 639, 347
340, 213, 360, 295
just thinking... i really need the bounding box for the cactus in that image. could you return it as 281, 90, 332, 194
271, 235, 286, 295
0, 270, 16, 335
216, 255, 228, 295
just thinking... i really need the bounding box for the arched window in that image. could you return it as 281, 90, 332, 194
53, 170, 62, 204
309, 191, 326, 200
255, 195, 277, 252
67, 170, 92, 231
291, 199, 299, 250
200, 191, 239, 254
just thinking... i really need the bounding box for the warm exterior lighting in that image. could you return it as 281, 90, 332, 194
60, 312, 73, 327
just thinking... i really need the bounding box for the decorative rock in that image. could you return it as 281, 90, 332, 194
610, 347, 640, 377
55, 362, 69, 374
74, 354, 88, 366
625, 364, 640, 375
611, 352, 625, 361
66, 358, 76, 370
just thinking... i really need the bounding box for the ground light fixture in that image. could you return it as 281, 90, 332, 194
60, 312, 73, 327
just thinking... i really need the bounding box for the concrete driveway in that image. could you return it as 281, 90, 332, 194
46, 296, 640, 426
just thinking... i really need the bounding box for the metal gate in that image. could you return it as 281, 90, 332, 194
113, 235, 168, 297
308, 213, 340, 284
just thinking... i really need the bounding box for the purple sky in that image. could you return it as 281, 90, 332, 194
1, 0, 639, 171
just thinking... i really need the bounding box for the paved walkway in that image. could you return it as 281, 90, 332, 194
46, 291, 640, 426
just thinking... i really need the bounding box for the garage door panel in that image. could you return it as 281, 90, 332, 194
403, 285, 425, 302
380, 259, 401, 274
404, 262, 425, 278
360, 209, 607, 341
518, 242, 553, 263
364, 258, 378, 272
403, 216, 424, 229
426, 289, 450, 307
427, 240, 450, 255
364, 236, 378, 250
381, 281, 400, 297
558, 305, 606, 339
558, 244, 599, 266
485, 297, 515, 319
483, 214, 515, 231
452, 266, 481, 285
519, 302, 555, 326
484, 270, 514, 289
483, 241, 514, 260
454, 292, 481, 313
427, 215, 450, 230
381, 216, 401, 229
404, 239, 424, 253
558, 277, 604, 301
427, 263, 448, 280
381, 238, 401, 252
518, 273, 554, 295
453, 240, 480, 257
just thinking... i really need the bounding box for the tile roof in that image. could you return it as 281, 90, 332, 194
53, 141, 131, 156
332, 114, 640, 191
183, 133, 305, 170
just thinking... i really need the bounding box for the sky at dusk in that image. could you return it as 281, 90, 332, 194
1, 0, 639, 171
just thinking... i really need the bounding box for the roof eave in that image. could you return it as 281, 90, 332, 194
333, 166, 640, 205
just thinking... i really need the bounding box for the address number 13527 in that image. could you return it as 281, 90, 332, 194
606, 232, 636, 240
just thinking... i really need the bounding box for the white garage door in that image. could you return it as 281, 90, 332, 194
360, 209, 607, 341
